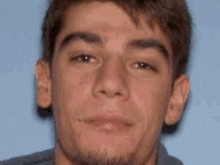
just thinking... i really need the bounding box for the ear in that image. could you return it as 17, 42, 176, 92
165, 74, 190, 125
35, 58, 52, 108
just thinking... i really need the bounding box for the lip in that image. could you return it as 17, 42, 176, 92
78, 115, 135, 127
77, 115, 135, 134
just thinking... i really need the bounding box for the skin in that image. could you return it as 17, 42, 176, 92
35, 1, 190, 165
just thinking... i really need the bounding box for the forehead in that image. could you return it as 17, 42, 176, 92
63, 1, 137, 32
56, 1, 172, 61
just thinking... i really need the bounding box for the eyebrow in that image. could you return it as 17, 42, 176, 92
59, 31, 170, 61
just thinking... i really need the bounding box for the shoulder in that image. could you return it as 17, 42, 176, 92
166, 156, 184, 165
158, 143, 184, 165
0, 149, 55, 165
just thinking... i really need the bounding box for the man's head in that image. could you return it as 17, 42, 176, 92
35, 0, 192, 164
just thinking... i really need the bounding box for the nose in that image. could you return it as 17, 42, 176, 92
92, 57, 129, 100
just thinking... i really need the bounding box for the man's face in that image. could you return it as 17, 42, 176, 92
37, 1, 188, 165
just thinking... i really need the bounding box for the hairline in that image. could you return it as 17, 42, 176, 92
47, 0, 179, 90
58, 0, 174, 66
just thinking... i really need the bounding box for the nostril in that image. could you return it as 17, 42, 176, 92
123, 122, 132, 127
100, 90, 106, 94
115, 92, 121, 96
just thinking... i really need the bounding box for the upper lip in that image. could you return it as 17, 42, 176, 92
79, 115, 135, 126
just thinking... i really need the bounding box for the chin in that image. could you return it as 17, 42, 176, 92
72, 144, 135, 165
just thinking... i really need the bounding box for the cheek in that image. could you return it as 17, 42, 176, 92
60, 70, 95, 110
52, 69, 91, 134
131, 80, 163, 107
131, 79, 169, 123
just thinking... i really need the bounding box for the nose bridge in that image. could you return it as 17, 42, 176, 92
102, 38, 126, 78
94, 55, 128, 99
100, 56, 125, 87
103, 56, 121, 77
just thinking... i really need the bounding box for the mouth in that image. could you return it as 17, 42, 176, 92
78, 116, 135, 133
82, 116, 135, 126
85, 120, 133, 126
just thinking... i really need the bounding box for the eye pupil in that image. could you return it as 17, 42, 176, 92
78, 55, 91, 62
138, 62, 149, 69
81, 55, 88, 61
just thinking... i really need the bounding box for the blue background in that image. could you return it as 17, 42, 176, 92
0, 0, 220, 164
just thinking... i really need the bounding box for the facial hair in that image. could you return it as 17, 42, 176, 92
69, 149, 136, 165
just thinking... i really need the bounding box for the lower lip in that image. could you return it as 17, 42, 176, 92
78, 120, 134, 134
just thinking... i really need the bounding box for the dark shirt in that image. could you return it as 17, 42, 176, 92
0, 143, 183, 165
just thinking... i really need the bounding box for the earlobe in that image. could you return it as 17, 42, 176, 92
35, 58, 52, 108
165, 74, 190, 125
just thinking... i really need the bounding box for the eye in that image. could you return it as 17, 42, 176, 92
71, 54, 96, 63
133, 62, 157, 72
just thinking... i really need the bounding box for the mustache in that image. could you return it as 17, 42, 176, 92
72, 102, 141, 123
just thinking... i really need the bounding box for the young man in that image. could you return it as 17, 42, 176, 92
0, 0, 192, 164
